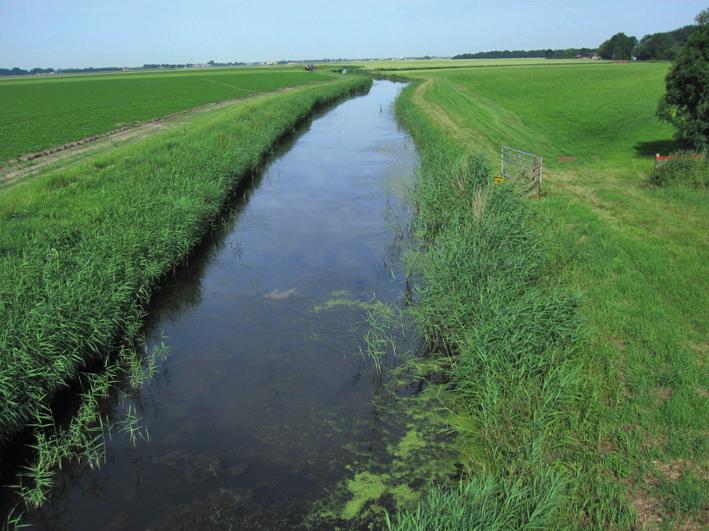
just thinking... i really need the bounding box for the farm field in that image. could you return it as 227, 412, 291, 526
403, 62, 674, 162
387, 60, 708, 528
0, 67, 332, 163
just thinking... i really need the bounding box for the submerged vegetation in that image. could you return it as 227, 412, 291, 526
0, 76, 371, 449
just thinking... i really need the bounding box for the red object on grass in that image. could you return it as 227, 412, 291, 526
655, 153, 701, 161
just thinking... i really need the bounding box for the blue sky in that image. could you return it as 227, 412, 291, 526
1, 0, 705, 68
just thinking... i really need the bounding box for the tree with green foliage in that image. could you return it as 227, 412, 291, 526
598, 32, 637, 60
657, 10, 709, 149
634, 25, 696, 61
634, 32, 681, 60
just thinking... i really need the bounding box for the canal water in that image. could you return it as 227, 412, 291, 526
16, 80, 420, 530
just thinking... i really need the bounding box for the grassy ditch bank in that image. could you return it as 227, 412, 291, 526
391, 61, 707, 528
386, 80, 640, 529
0, 75, 372, 445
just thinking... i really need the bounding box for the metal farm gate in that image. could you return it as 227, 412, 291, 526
499, 145, 543, 195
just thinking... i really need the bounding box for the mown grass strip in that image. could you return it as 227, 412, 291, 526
0, 75, 372, 445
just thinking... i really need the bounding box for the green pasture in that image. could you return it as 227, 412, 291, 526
0, 67, 331, 163
406, 62, 675, 164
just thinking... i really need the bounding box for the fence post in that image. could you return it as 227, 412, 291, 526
532, 158, 541, 195
500, 145, 505, 177
538, 156, 543, 193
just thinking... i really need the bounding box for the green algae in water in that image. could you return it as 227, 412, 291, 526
312, 290, 382, 314
342, 471, 389, 520
388, 428, 426, 460
307, 378, 470, 527
305, 306, 480, 526
390, 484, 418, 507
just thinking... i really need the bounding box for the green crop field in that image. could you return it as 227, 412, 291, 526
0, 67, 331, 163
386, 61, 708, 529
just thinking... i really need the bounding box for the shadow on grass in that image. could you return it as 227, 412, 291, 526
635, 139, 681, 157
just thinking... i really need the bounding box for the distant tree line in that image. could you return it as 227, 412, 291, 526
59, 67, 122, 74
0, 67, 55, 76
143, 62, 245, 69
454, 21, 699, 63
206, 60, 246, 67
0, 66, 122, 76
453, 49, 597, 60
634, 25, 696, 60
598, 22, 698, 61
0, 61, 249, 77
143, 63, 193, 69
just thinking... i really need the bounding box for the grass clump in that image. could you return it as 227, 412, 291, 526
651, 153, 709, 188
407, 152, 581, 457
0, 76, 372, 445
658, 472, 709, 518
4, 339, 167, 525
386, 474, 564, 531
